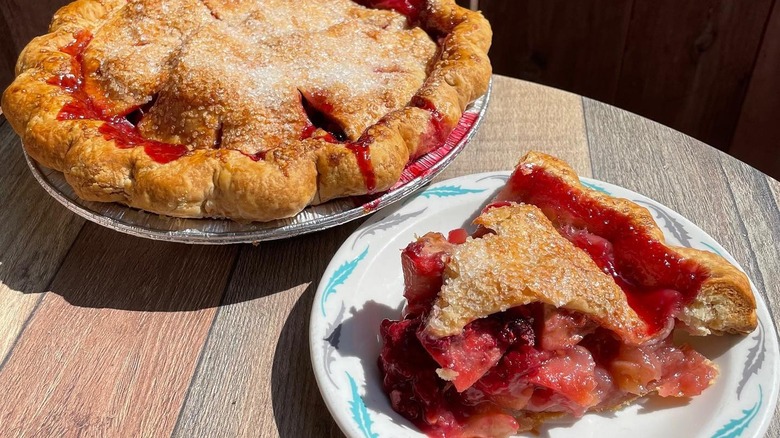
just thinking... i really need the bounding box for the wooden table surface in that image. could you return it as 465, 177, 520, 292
0, 75, 777, 437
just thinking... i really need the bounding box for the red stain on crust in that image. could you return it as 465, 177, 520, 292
500, 167, 710, 333
49, 25, 460, 192
99, 122, 188, 164
50, 30, 188, 164
353, 0, 427, 23
346, 136, 377, 193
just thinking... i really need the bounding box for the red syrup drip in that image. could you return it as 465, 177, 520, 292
300, 124, 318, 140
99, 122, 188, 164
300, 123, 339, 143
300, 115, 375, 191
47, 30, 105, 120
412, 96, 451, 155
49, 30, 189, 164
482, 200, 513, 213
299, 93, 376, 192
244, 151, 267, 161
447, 228, 469, 244
346, 136, 377, 193
349, 104, 473, 210
361, 197, 382, 212
502, 167, 709, 333
353, 0, 426, 23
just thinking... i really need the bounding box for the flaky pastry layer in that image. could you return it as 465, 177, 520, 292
500, 151, 757, 335
424, 204, 652, 344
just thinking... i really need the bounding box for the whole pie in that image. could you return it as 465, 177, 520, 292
2, 0, 492, 221
379, 152, 757, 437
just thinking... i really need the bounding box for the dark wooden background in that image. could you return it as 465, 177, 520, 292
1, 0, 778, 179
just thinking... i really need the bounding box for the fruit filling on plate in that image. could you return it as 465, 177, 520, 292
378, 152, 757, 437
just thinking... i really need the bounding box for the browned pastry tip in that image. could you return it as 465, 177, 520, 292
510, 151, 757, 335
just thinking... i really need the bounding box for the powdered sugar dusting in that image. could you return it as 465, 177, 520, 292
86, 0, 437, 153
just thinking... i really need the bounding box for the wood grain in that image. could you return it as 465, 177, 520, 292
480, 0, 633, 103
0, 224, 238, 437
717, 155, 780, 323
768, 176, 780, 209
0, 118, 84, 363
438, 75, 592, 180
584, 97, 780, 436
0, 75, 777, 437
584, 98, 755, 270
718, 140, 780, 438
614, 0, 774, 151
172, 226, 359, 438
730, 1, 780, 181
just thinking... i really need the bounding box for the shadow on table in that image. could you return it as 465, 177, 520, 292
301, 299, 416, 436
270, 282, 346, 437
12, 217, 362, 313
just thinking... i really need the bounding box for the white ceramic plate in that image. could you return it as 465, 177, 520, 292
310, 172, 780, 438
24, 82, 491, 245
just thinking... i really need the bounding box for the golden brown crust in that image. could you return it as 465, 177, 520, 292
674, 247, 757, 335
2, 0, 492, 221
424, 204, 651, 344
510, 151, 758, 335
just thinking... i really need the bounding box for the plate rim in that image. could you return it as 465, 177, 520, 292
309, 170, 780, 438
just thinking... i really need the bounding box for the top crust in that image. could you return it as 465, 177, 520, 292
502, 151, 758, 335
425, 204, 651, 344
2, 0, 492, 221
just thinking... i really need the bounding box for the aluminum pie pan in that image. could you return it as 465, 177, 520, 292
25, 79, 491, 244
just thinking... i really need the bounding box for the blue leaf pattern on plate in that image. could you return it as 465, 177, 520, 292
352, 208, 427, 249
699, 241, 724, 257
420, 185, 485, 198
711, 386, 762, 438
738, 322, 766, 398
321, 247, 368, 316
633, 200, 692, 247
347, 373, 378, 438
580, 179, 611, 194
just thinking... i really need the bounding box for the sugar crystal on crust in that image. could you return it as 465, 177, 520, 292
2, 0, 493, 221
85, 0, 437, 154
425, 204, 651, 344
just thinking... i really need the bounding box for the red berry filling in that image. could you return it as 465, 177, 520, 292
379, 317, 520, 438
98, 122, 188, 164
419, 309, 536, 392
353, 0, 427, 24
412, 96, 453, 156
447, 228, 469, 244
48, 31, 189, 164
401, 233, 452, 317
345, 136, 378, 193
494, 167, 710, 333
379, 231, 717, 437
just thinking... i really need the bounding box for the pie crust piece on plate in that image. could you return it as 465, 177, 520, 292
2, 0, 492, 222
310, 157, 779, 438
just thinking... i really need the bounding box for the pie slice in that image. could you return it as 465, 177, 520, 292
379, 152, 757, 437
1, 0, 491, 221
